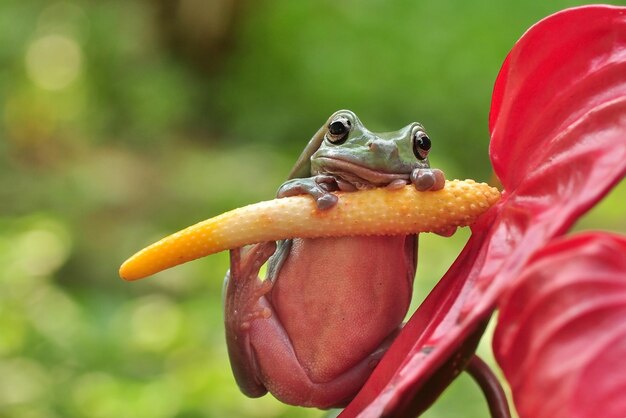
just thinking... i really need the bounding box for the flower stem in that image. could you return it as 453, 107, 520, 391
466, 355, 511, 418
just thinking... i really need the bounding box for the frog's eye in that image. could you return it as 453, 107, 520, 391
412, 130, 431, 160
326, 116, 351, 144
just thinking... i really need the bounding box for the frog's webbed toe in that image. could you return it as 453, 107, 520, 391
226, 243, 276, 331
410, 168, 446, 191
315, 193, 338, 210
277, 177, 339, 210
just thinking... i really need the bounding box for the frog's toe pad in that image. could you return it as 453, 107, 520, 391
411, 168, 446, 191
316, 193, 339, 210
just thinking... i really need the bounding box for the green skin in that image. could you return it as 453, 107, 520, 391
223, 110, 446, 408
278, 109, 445, 208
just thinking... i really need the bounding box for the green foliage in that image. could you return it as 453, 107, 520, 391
0, 1, 623, 417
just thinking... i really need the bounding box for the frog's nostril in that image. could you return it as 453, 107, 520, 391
368, 141, 379, 151
368, 140, 398, 157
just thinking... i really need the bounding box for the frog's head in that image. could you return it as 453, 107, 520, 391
310, 110, 433, 188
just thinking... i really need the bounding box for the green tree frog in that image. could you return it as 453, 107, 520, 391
223, 110, 445, 408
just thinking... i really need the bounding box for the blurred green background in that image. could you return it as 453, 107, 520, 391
1, 1, 624, 417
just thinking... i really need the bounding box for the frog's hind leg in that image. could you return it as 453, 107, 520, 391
247, 310, 400, 408
223, 242, 277, 397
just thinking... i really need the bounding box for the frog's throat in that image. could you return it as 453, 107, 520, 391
313, 156, 411, 189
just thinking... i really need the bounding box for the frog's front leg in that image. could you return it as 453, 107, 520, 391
277, 175, 340, 210
223, 242, 276, 397
411, 167, 446, 191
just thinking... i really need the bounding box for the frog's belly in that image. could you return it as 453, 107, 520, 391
269, 235, 416, 383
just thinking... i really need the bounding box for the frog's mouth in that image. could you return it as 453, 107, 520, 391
314, 157, 411, 189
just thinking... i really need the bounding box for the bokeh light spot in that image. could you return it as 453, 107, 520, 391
130, 295, 183, 352
0, 358, 49, 406
26, 284, 83, 349
14, 224, 70, 278
0, 308, 27, 356
25, 34, 82, 91
136, 378, 182, 418
71, 372, 124, 418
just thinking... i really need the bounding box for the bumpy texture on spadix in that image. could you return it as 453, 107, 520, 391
119, 179, 499, 281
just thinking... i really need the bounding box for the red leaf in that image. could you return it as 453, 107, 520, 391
493, 232, 626, 418
341, 6, 626, 417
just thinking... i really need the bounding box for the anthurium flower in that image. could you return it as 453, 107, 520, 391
494, 232, 626, 418
340, 5, 626, 418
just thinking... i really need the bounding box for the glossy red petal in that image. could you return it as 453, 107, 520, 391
490, 5, 626, 193
341, 6, 626, 417
493, 233, 626, 418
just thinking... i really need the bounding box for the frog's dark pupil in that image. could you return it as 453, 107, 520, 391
419, 135, 431, 151
329, 120, 348, 135
413, 133, 431, 160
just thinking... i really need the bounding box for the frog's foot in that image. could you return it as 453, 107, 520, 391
410, 168, 446, 191
225, 242, 277, 332
277, 176, 339, 210
237, 281, 272, 331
